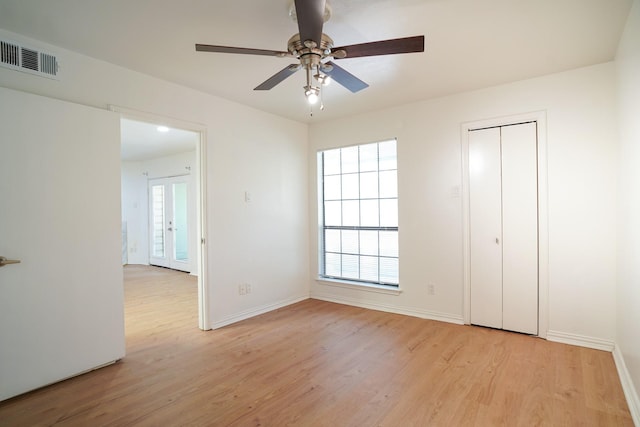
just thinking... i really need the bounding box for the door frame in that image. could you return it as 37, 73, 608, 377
111, 105, 211, 331
461, 111, 548, 338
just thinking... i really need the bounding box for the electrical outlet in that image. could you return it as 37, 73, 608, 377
427, 283, 435, 295
238, 283, 246, 295
246, 283, 252, 294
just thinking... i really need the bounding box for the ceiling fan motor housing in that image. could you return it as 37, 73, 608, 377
288, 33, 334, 66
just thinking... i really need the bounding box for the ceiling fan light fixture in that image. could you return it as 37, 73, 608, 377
315, 73, 331, 86
305, 86, 320, 104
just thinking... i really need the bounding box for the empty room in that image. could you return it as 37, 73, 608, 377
0, 0, 639, 425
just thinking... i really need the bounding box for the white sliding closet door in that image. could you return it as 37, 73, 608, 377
469, 122, 538, 335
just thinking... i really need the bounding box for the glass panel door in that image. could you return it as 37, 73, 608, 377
148, 177, 190, 272
151, 184, 166, 259
173, 182, 189, 263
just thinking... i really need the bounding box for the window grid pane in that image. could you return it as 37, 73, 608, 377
360, 199, 379, 227
151, 185, 165, 258
341, 173, 359, 199
320, 140, 398, 286
324, 175, 341, 200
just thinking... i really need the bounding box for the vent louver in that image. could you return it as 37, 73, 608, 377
40, 52, 57, 76
21, 48, 38, 71
1, 41, 19, 66
0, 39, 59, 79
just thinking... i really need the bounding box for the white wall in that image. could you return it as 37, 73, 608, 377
616, 0, 640, 419
121, 150, 198, 273
121, 160, 148, 265
309, 62, 618, 344
0, 27, 309, 328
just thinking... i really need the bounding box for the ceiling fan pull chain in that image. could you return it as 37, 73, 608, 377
319, 64, 325, 111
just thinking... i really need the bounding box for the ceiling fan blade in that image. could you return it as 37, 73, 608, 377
254, 64, 302, 90
332, 35, 425, 59
294, 0, 326, 47
196, 44, 290, 58
322, 62, 369, 93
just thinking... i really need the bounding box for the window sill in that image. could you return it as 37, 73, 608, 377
315, 277, 403, 295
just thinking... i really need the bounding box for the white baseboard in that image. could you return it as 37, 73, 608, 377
613, 345, 640, 426
546, 330, 615, 351
310, 292, 464, 325
211, 295, 308, 329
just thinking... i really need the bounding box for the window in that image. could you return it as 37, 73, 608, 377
319, 139, 399, 286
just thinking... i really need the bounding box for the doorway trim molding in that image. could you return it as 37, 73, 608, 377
110, 105, 211, 331
460, 110, 548, 338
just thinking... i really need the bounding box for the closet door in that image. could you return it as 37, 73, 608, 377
501, 123, 538, 334
469, 127, 503, 329
468, 122, 538, 335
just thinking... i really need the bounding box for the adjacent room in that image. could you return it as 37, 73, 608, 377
0, 0, 638, 424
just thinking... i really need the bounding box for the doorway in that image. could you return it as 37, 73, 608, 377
117, 109, 209, 330
462, 111, 549, 338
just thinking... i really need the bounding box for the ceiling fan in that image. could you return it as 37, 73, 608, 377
195, 0, 424, 106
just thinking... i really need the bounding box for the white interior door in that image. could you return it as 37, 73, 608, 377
149, 176, 190, 272
501, 123, 538, 334
469, 127, 504, 329
468, 122, 538, 335
0, 87, 125, 401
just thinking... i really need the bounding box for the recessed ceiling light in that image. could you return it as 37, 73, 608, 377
157, 126, 169, 133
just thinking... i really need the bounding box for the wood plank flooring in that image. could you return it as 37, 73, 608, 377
0, 265, 632, 426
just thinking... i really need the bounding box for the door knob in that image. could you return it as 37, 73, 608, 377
0, 256, 21, 267
496, 237, 500, 244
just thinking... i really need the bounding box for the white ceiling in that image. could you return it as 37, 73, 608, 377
0, 0, 633, 124
120, 119, 197, 162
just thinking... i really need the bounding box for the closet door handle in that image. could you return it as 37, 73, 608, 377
496, 237, 500, 244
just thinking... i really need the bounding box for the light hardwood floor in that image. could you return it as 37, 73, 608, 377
0, 265, 633, 426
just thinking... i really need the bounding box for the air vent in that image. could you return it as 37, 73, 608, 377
0, 39, 59, 80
